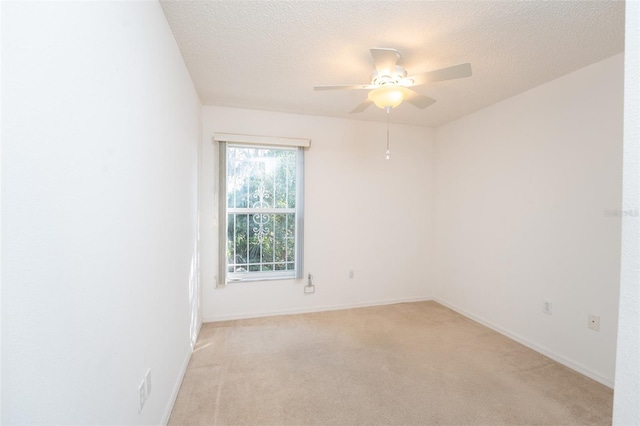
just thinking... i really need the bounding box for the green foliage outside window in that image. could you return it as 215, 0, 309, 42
226, 146, 297, 274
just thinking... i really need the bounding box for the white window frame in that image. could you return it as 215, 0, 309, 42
215, 133, 309, 286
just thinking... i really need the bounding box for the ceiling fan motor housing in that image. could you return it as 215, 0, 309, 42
371, 66, 408, 87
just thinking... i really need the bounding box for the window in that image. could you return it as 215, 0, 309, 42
217, 135, 307, 284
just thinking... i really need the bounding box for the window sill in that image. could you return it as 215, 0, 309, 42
225, 274, 298, 284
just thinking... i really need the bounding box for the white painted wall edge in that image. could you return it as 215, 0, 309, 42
203, 296, 434, 322
160, 323, 202, 425
434, 298, 614, 389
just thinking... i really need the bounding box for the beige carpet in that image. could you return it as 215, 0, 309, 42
169, 301, 613, 425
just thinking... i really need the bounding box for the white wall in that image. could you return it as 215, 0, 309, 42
613, 1, 640, 423
1, 2, 200, 424
434, 54, 624, 387
200, 106, 434, 321
0, 0, 4, 414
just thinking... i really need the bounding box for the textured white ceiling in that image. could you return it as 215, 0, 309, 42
160, 1, 624, 127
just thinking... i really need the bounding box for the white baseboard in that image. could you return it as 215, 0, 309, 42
160, 322, 202, 425
433, 298, 614, 389
202, 296, 434, 323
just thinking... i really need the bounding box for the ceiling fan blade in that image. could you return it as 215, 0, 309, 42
370, 48, 400, 76
314, 84, 372, 91
404, 89, 437, 109
350, 99, 374, 114
408, 63, 472, 86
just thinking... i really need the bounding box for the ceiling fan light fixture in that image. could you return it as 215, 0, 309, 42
368, 85, 410, 109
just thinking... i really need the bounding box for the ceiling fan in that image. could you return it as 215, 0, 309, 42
314, 48, 472, 113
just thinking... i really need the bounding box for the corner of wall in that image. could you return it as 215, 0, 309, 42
432, 55, 624, 386
612, 1, 640, 423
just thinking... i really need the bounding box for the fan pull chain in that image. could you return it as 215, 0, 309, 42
385, 106, 391, 160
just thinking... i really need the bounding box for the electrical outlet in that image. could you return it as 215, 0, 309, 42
145, 369, 152, 397
349, 269, 354, 279
138, 380, 147, 413
588, 314, 600, 331
543, 301, 552, 314
305, 273, 315, 294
